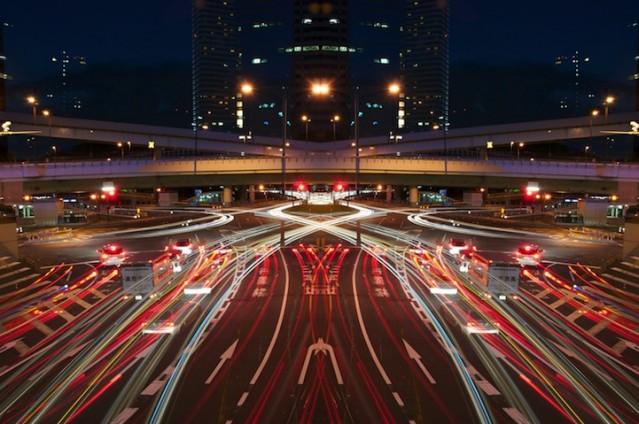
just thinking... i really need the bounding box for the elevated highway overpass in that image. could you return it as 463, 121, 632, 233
1, 111, 638, 204
1, 155, 637, 204
1, 111, 638, 158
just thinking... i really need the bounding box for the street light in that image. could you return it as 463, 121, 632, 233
603, 96, 614, 161
517, 141, 524, 160
241, 82, 289, 195
603, 95, 614, 126
52, 145, 56, 164
26, 96, 38, 160
192, 116, 204, 174
117, 141, 124, 159
589, 109, 599, 138
585, 145, 590, 159
331, 115, 340, 141
26, 96, 37, 123
301, 115, 311, 140
311, 83, 400, 196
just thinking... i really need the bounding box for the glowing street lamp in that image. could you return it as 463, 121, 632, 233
307, 82, 401, 195
301, 115, 311, 140
589, 109, 599, 138
240, 82, 289, 195
517, 141, 525, 160
26, 96, 37, 123
26, 96, 38, 160
331, 115, 340, 140
603, 96, 615, 126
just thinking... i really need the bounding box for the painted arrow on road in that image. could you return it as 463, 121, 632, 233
298, 338, 343, 385
206, 339, 238, 384
403, 339, 436, 384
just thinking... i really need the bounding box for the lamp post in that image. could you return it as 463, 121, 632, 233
42, 109, 52, 137
52, 145, 57, 164
517, 141, 524, 160
354, 87, 360, 195
117, 142, 124, 159
331, 115, 340, 141
603, 95, 614, 126
281, 88, 288, 196
192, 116, 203, 174
26, 96, 38, 160
301, 115, 310, 140
241, 83, 288, 195
589, 109, 599, 138
603, 96, 614, 161
585, 145, 590, 159
305, 82, 399, 196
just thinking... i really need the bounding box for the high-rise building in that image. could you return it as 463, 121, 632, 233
192, 0, 449, 139
402, 0, 449, 132
236, 1, 292, 138
192, 0, 239, 130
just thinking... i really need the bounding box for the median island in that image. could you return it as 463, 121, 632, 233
285, 204, 356, 216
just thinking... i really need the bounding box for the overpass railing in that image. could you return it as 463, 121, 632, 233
1, 156, 638, 182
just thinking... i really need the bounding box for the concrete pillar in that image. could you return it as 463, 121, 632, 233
463, 192, 484, 207
223, 187, 233, 205
409, 187, 419, 206
386, 185, 393, 202
249, 185, 256, 203
617, 181, 638, 204
0, 181, 24, 204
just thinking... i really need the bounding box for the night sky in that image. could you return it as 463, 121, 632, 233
1, 0, 637, 157
2, 1, 638, 90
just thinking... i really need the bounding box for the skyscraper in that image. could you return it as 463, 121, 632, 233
402, 0, 450, 132
192, 0, 239, 130
192, 0, 449, 139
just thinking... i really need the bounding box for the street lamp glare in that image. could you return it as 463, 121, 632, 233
591, 109, 599, 117
311, 82, 330, 95
27, 96, 36, 105
605, 96, 615, 105
388, 83, 400, 94
241, 83, 253, 94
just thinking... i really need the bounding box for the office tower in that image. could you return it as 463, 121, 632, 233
237, 1, 292, 138
289, 1, 351, 141
402, 0, 450, 131
349, 0, 403, 138
192, 0, 450, 139
192, 0, 239, 130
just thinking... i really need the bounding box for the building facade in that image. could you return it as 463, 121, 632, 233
192, 0, 449, 140
192, 0, 239, 131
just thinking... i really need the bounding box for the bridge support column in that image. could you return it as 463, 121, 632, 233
617, 181, 638, 204
386, 185, 393, 203
409, 187, 419, 206
249, 185, 256, 203
0, 181, 24, 204
222, 187, 233, 206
